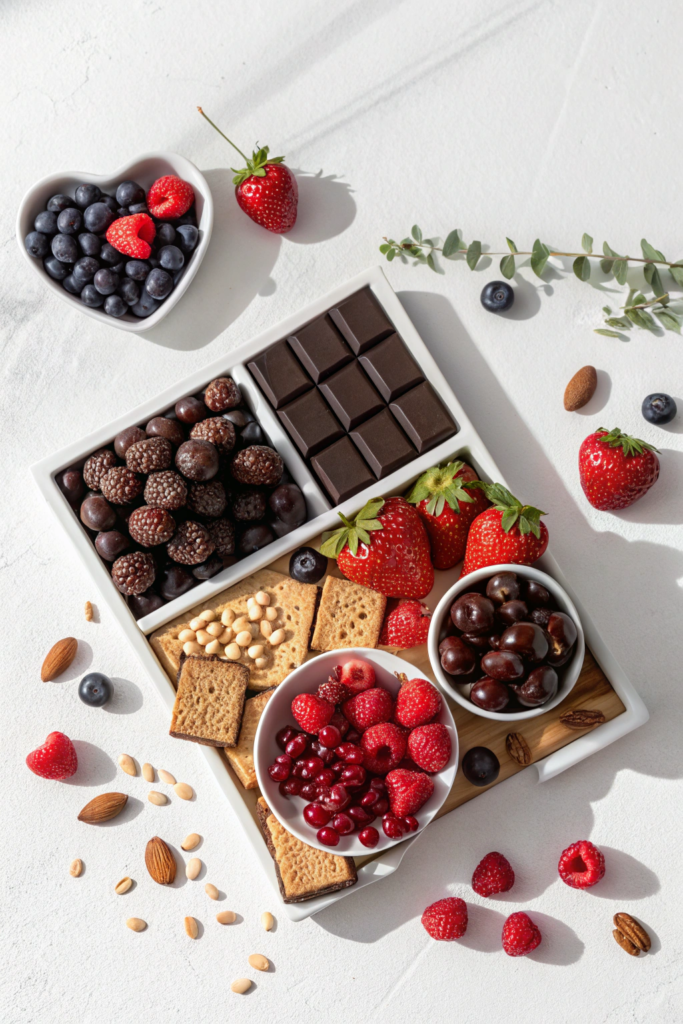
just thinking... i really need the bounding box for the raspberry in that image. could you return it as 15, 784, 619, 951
502, 912, 542, 957
100, 466, 142, 505
558, 840, 605, 889
385, 768, 434, 817
128, 506, 176, 546
338, 658, 376, 695
206, 517, 235, 557
111, 551, 155, 595
361, 723, 407, 775
167, 521, 215, 565
317, 680, 351, 705
126, 437, 172, 474
106, 213, 156, 258
291, 693, 334, 735
144, 470, 187, 510
407, 723, 451, 772
231, 446, 283, 486
342, 687, 394, 733
204, 377, 241, 412
231, 489, 266, 521
147, 175, 194, 219
421, 897, 468, 941
187, 480, 227, 517
472, 852, 515, 897
394, 677, 441, 729
83, 449, 117, 490
26, 731, 78, 780
190, 417, 236, 454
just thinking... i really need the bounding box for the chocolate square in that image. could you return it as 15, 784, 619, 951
248, 342, 313, 409
359, 333, 424, 402
329, 288, 394, 355
350, 409, 416, 479
389, 382, 457, 454
318, 362, 385, 431
278, 389, 345, 459
287, 316, 354, 383
311, 437, 375, 504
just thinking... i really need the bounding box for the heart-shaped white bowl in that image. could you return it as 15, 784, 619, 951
16, 151, 213, 333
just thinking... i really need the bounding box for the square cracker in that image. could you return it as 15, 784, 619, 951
169, 654, 249, 747
310, 575, 386, 651
224, 688, 276, 789
256, 797, 357, 903
150, 569, 318, 691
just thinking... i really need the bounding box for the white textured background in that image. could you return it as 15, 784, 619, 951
2, 2, 682, 1022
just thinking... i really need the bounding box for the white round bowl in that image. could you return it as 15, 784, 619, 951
428, 564, 585, 722
254, 648, 458, 856
16, 151, 213, 333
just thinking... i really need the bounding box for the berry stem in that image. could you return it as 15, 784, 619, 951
197, 107, 249, 163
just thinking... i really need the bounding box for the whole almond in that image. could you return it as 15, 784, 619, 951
145, 836, 176, 885
77, 792, 127, 824
174, 782, 193, 801
69, 859, 83, 877
564, 365, 598, 411
560, 708, 606, 730
184, 916, 198, 939
115, 876, 133, 895
613, 927, 640, 956
181, 833, 201, 851
158, 769, 176, 785
205, 883, 219, 900
231, 978, 251, 994
142, 762, 155, 783
148, 791, 167, 806
118, 753, 137, 777
217, 910, 236, 924
614, 913, 651, 952
41, 637, 78, 682
186, 857, 202, 880
126, 918, 147, 932
505, 732, 531, 766
248, 953, 269, 972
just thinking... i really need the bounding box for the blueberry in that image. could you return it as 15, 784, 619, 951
24, 231, 50, 259
34, 210, 59, 235
104, 294, 128, 318
158, 244, 184, 271
116, 180, 145, 206
63, 273, 85, 295
145, 267, 173, 299
78, 232, 101, 256
148, 257, 161, 270
84, 202, 114, 233
118, 278, 140, 305
81, 283, 105, 307
642, 393, 677, 425
155, 223, 176, 246
173, 268, 185, 287
51, 233, 79, 263
100, 242, 121, 265
56, 207, 83, 235
74, 183, 102, 209
44, 255, 71, 281
47, 194, 73, 213
110, 260, 126, 275
129, 202, 149, 214
73, 257, 101, 283
78, 671, 113, 707
289, 546, 327, 584
174, 207, 197, 227
94, 268, 119, 295
131, 292, 161, 318
176, 224, 198, 252
99, 194, 119, 213
125, 260, 150, 281
116, 207, 129, 218
481, 280, 514, 312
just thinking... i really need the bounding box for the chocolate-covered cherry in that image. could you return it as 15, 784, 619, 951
450, 592, 495, 635
511, 665, 558, 707
175, 395, 207, 424
499, 621, 549, 664
462, 746, 500, 786
440, 636, 476, 676
525, 580, 550, 608
80, 494, 117, 531
146, 416, 185, 446
127, 589, 164, 618
486, 572, 520, 604
95, 529, 130, 561
57, 467, 85, 506
461, 632, 490, 651
530, 607, 552, 628
488, 634, 501, 650
158, 564, 196, 600
498, 599, 529, 626
470, 677, 510, 712
481, 650, 525, 681
546, 611, 578, 666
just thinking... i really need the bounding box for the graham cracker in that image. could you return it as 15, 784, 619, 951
150, 569, 318, 692
310, 575, 386, 651
256, 797, 357, 903
169, 654, 249, 747
224, 688, 276, 789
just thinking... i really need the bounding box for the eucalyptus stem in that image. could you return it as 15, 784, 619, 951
383, 238, 678, 269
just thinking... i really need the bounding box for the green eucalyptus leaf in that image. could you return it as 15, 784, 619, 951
594, 328, 623, 338
603, 241, 621, 258
411, 224, 422, 243
641, 238, 665, 263
466, 240, 482, 270
613, 259, 628, 285
442, 230, 462, 259
506, 237, 517, 253
573, 255, 591, 282
379, 243, 391, 254
654, 308, 681, 333
582, 233, 593, 253
644, 264, 664, 297
500, 253, 515, 280
602, 306, 612, 315
386, 249, 395, 262
605, 317, 631, 329
633, 292, 647, 305
427, 252, 442, 273
530, 238, 550, 278
600, 258, 614, 276
669, 263, 683, 287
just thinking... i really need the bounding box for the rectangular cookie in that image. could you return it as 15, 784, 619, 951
224, 688, 276, 789
310, 575, 386, 651
169, 654, 249, 748
256, 797, 357, 903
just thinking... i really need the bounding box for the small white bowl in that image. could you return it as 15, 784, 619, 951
16, 151, 213, 333
254, 648, 458, 856
428, 564, 585, 722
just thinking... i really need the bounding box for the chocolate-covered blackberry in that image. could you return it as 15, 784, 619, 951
190, 416, 236, 454
187, 480, 227, 517
100, 466, 143, 505
231, 445, 283, 487
158, 564, 197, 601
175, 439, 219, 481
204, 376, 242, 412
126, 437, 172, 474
166, 520, 215, 565
83, 449, 117, 490
128, 589, 165, 619
95, 529, 130, 561
80, 494, 117, 531
206, 517, 235, 557
111, 551, 155, 595
192, 554, 224, 580
144, 470, 187, 510
145, 416, 185, 446
114, 425, 146, 459
231, 488, 266, 521
128, 506, 176, 546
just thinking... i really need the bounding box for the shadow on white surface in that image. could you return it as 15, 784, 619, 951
105, 677, 144, 715
527, 911, 584, 965
459, 904, 506, 953
612, 448, 683, 525
65, 740, 117, 786
659, 398, 683, 434
167, 844, 189, 888
502, 277, 544, 321
286, 170, 356, 244
52, 638, 93, 682
589, 847, 660, 901
576, 368, 611, 415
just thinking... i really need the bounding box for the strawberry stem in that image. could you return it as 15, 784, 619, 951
197, 107, 249, 163
596, 427, 660, 455
468, 481, 546, 538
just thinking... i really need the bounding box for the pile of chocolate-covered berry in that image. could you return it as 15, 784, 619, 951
56, 376, 308, 617
24, 175, 199, 319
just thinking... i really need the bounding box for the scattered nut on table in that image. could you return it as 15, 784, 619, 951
148, 791, 167, 806
115, 877, 133, 895
158, 769, 176, 785
126, 918, 146, 932
174, 782, 193, 800
248, 953, 269, 972
184, 916, 198, 939
186, 857, 202, 880
181, 833, 201, 851
118, 753, 137, 776
69, 859, 83, 877
231, 979, 251, 994
142, 762, 155, 782
261, 911, 274, 931
84, 601, 93, 622
205, 883, 219, 900
216, 910, 236, 924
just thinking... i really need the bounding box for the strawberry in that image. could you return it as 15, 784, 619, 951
342, 687, 394, 733
406, 460, 490, 569
320, 497, 433, 599
291, 693, 334, 735
421, 897, 468, 940
106, 213, 156, 259
394, 677, 441, 729
461, 483, 548, 576
198, 107, 297, 234
26, 731, 77, 780
407, 723, 451, 772
147, 175, 195, 220
379, 598, 431, 649
385, 768, 434, 817
578, 427, 660, 511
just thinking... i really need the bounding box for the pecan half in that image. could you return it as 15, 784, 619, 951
559, 708, 606, 730
506, 732, 531, 765
613, 928, 640, 956
614, 913, 651, 952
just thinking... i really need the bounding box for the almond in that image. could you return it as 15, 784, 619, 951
77, 792, 128, 824
145, 836, 176, 885
41, 637, 78, 682
564, 365, 598, 411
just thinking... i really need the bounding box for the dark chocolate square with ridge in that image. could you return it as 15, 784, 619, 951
311, 437, 375, 504
318, 362, 385, 431
248, 341, 313, 409
359, 332, 424, 402
389, 381, 457, 454
328, 288, 394, 355
277, 389, 345, 459
287, 315, 354, 383
350, 408, 416, 479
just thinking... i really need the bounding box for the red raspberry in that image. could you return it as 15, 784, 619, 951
338, 658, 376, 695
558, 840, 605, 889
106, 213, 156, 259
361, 723, 407, 775
147, 175, 195, 219
421, 897, 468, 940
26, 731, 78, 780
317, 680, 350, 705
394, 677, 441, 729
472, 852, 515, 897
407, 723, 451, 772
502, 912, 542, 956
385, 768, 434, 817
291, 693, 334, 735
342, 687, 394, 733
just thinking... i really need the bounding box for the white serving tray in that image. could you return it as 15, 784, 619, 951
31, 266, 648, 921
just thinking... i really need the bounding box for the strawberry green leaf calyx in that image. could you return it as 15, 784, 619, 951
197, 107, 285, 186
468, 482, 547, 539
596, 427, 660, 456
406, 461, 476, 517
320, 499, 385, 559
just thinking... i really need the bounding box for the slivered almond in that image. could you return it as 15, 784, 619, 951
158, 769, 176, 785
145, 836, 176, 885
69, 859, 83, 877
77, 792, 127, 824
118, 753, 137, 777
184, 916, 198, 939
84, 601, 93, 622
181, 833, 201, 851
41, 637, 78, 682
115, 877, 133, 895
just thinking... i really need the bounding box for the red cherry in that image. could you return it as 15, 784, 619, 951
369, 777, 387, 793
374, 797, 389, 816
340, 765, 366, 789
310, 740, 335, 765
382, 813, 403, 839
321, 783, 351, 813
275, 753, 292, 767
276, 726, 296, 751
348, 804, 373, 826
335, 742, 364, 764
299, 756, 324, 779
314, 768, 336, 788
401, 816, 419, 833
285, 734, 308, 758
318, 724, 341, 748
358, 826, 380, 849
317, 826, 340, 847
279, 777, 303, 797
331, 812, 355, 835
360, 790, 379, 808
292, 760, 307, 778
268, 762, 290, 782
330, 760, 345, 776
303, 803, 331, 828
346, 729, 361, 744
300, 782, 318, 800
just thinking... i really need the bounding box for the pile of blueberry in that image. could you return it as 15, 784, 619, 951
24, 178, 199, 320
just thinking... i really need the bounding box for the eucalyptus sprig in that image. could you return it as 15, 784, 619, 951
380, 227, 683, 336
